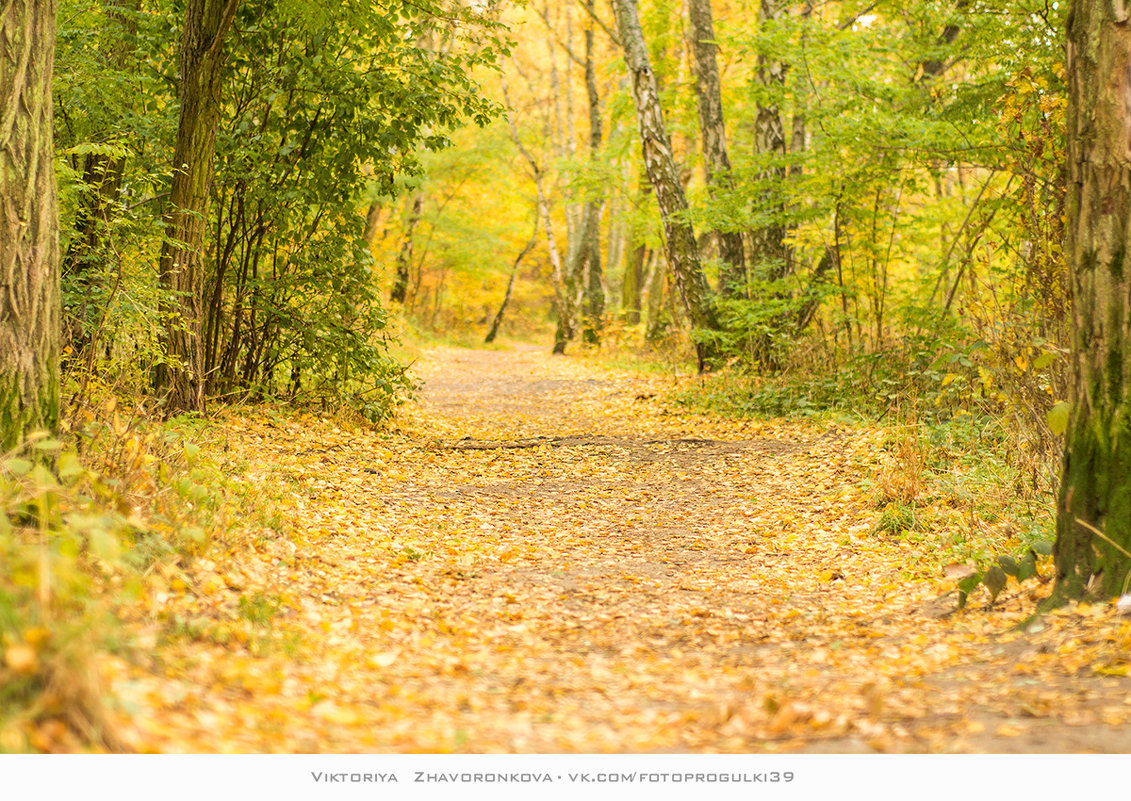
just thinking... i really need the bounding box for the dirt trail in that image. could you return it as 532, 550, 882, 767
109, 346, 1131, 752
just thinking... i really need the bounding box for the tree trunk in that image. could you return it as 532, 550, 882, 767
391, 192, 424, 304
605, 190, 626, 296
499, 69, 573, 353
0, 0, 60, 449
621, 166, 652, 325
644, 249, 668, 342
1054, 0, 1131, 601
688, 0, 745, 298
536, 0, 587, 348
578, 0, 605, 345
486, 218, 538, 344
362, 198, 383, 246
750, 0, 789, 283
622, 241, 647, 325
916, 1, 966, 82
156, 0, 240, 414
612, 0, 720, 370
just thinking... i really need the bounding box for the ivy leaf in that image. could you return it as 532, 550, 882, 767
996, 555, 1019, 577
1047, 402, 1070, 436
983, 566, 1008, 602
956, 575, 983, 609
1017, 552, 1037, 582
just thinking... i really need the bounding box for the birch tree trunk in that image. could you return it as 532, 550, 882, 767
612, 0, 721, 370
156, 0, 240, 414
0, 0, 60, 449
688, 0, 746, 298
1053, 0, 1131, 600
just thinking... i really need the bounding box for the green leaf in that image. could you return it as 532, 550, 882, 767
57, 452, 85, 482
996, 555, 1019, 577
1033, 351, 1057, 370
183, 526, 207, 546
957, 572, 983, 595
30, 464, 58, 489
3, 458, 33, 476
31, 438, 62, 452
1031, 540, 1053, 556
1017, 552, 1037, 582
983, 565, 1008, 601
89, 527, 121, 562
1047, 402, 1070, 436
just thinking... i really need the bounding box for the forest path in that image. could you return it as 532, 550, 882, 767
110, 346, 1131, 752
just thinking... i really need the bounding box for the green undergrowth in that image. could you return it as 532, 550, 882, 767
0, 393, 267, 752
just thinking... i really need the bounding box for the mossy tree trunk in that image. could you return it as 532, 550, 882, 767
0, 0, 60, 450
391, 192, 424, 304
156, 0, 239, 414
1055, 0, 1131, 600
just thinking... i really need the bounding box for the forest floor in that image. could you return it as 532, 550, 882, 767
101, 345, 1131, 752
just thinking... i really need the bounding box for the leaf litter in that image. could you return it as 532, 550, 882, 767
97, 346, 1131, 753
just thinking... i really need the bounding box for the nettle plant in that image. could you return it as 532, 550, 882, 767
955, 540, 1054, 609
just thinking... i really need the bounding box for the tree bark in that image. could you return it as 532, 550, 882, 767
1054, 0, 1131, 601
612, 0, 721, 370
688, 0, 746, 298
622, 241, 647, 325
0, 0, 60, 450
750, 0, 789, 283
621, 165, 651, 325
363, 198, 383, 246
577, 0, 605, 345
156, 0, 240, 414
391, 192, 424, 304
644, 248, 667, 342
